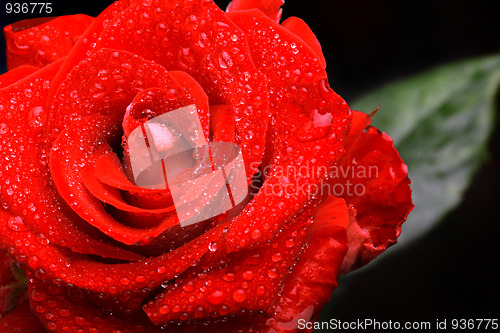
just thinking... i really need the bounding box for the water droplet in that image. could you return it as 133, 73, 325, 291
35, 234, 50, 246
8, 216, 27, 232
0, 123, 7, 135
59, 309, 70, 317
207, 290, 225, 305
208, 242, 218, 252
320, 78, 334, 99
242, 270, 254, 280
197, 32, 208, 48
218, 305, 229, 316
75, 316, 86, 326
267, 269, 278, 279
401, 163, 408, 174
244, 253, 261, 266
31, 289, 46, 302
253, 96, 263, 107
216, 21, 230, 28
159, 305, 169, 314
232, 289, 246, 303
271, 253, 282, 262
155, 23, 167, 35
222, 273, 236, 282
296, 110, 333, 142
178, 48, 195, 68
194, 306, 205, 318
251, 229, 261, 240
28, 255, 40, 269
161, 36, 169, 48
218, 51, 233, 69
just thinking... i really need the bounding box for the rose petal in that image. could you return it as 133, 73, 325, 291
267, 196, 348, 331
329, 111, 413, 273
281, 17, 327, 68
0, 65, 40, 89
4, 15, 94, 70
227, 0, 285, 23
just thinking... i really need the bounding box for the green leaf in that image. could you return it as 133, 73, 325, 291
350, 55, 500, 244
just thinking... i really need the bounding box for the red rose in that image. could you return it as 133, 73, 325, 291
0, 0, 413, 332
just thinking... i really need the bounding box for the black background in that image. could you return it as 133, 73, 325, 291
1, 0, 499, 329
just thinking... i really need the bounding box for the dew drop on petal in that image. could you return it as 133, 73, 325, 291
242, 270, 254, 280
208, 242, 218, 252
218, 305, 229, 316
271, 253, 282, 262
74, 316, 86, 326
207, 290, 225, 305
232, 289, 246, 303
59, 309, 70, 317
222, 273, 236, 282
159, 305, 169, 314
28, 255, 40, 269
251, 229, 261, 240
218, 51, 233, 69
31, 289, 46, 302
194, 306, 205, 318
268, 269, 278, 279
7, 216, 27, 232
